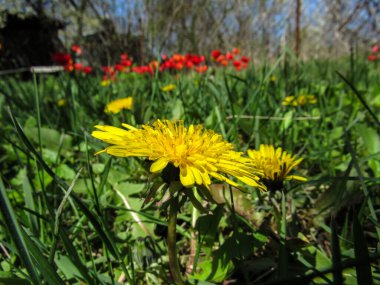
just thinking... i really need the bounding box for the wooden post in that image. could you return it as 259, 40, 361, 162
295, 0, 301, 58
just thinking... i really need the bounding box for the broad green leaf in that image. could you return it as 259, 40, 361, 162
171, 99, 184, 120
56, 164, 76, 181
54, 253, 84, 281
189, 257, 234, 283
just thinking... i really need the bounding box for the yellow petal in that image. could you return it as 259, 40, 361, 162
210, 172, 240, 188
286, 175, 307, 181
122, 123, 137, 130
190, 166, 203, 185
180, 165, 195, 187
150, 157, 169, 173
94, 125, 129, 136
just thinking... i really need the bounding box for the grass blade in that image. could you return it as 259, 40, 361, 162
20, 227, 66, 285
7, 107, 134, 284
353, 209, 372, 285
330, 216, 343, 285
0, 177, 41, 285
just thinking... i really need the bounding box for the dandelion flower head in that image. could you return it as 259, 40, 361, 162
105, 97, 133, 114
247, 144, 306, 191
161, 84, 176, 92
282, 95, 317, 107
101, 79, 111, 87
92, 120, 265, 190
57, 99, 66, 107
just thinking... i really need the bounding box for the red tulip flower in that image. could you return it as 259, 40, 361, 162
71, 45, 82, 55
226, 52, 234, 60
241, 56, 250, 63
82, 66, 92, 74
232, 47, 240, 55
74, 63, 83, 71
52, 52, 72, 66
195, 65, 208, 73
211, 50, 221, 60
368, 55, 376, 61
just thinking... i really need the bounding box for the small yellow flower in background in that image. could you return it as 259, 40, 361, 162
105, 97, 133, 114
270, 75, 277, 82
247, 144, 306, 191
101, 79, 111, 87
282, 95, 317, 107
57, 99, 66, 107
298, 95, 317, 105
161, 84, 176, 92
282, 96, 297, 106
92, 119, 265, 191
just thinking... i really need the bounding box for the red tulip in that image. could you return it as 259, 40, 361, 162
195, 65, 208, 73
74, 63, 83, 71
52, 53, 72, 66
241, 56, 250, 63
211, 50, 221, 59
368, 55, 376, 61
82, 66, 92, 74
232, 48, 240, 55
71, 45, 82, 55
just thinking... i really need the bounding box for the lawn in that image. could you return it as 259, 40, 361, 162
0, 48, 379, 284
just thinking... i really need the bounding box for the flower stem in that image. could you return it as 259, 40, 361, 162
278, 190, 288, 279
167, 195, 185, 285
187, 188, 200, 274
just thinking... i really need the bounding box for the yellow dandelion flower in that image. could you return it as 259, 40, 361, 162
161, 84, 176, 92
247, 144, 306, 191
298, 95, 317, 105
282, 96, 297, 106
105, 97, 133, 114
282, 95, 317, 106
57, 99, 66, 107
101, 79, 111, 87
92, 119, 265, 190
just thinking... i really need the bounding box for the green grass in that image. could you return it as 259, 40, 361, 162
0, 54, 379, 284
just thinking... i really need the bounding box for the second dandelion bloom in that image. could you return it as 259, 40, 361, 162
92, 119, 265, 191
161, 84, 176, 92
105, 97, 133, 114
247, 144, 306, 191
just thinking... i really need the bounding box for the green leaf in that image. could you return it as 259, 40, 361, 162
22, 171, 38, 234
72, 179, 90, 194
21, 228, 66, 285
356, 124, 380, 155
171, 99, 184, 120
91, 163, 105, 174
282, 110, 293, 130
116, 182, 146, 197
55, 164, 76, 181
189, 257, 234, 283
25, 127, 72, 152
196, 206, 223, 249
54, 253, 84, 280
0, 276, 31, 285
214, 231, 255, 261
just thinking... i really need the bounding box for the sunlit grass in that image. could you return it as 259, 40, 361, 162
0, 56, 379, 284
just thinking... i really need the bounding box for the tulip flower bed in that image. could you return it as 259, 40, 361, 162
0, 47, 379, 285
